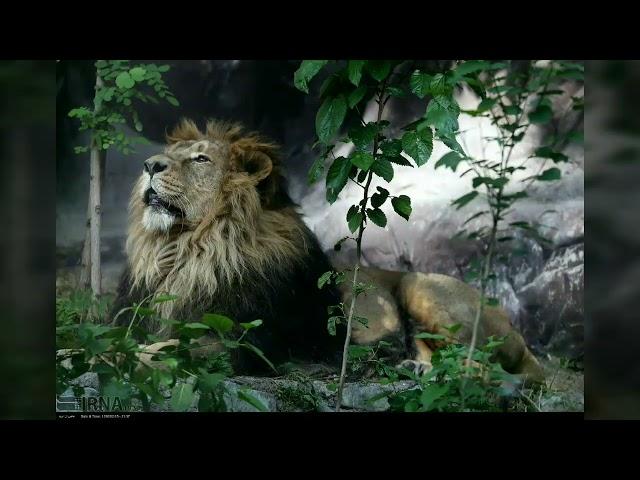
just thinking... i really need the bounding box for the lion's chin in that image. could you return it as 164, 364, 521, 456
142, 207, 177, 232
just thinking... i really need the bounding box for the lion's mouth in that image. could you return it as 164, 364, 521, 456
143, 188, 185, 217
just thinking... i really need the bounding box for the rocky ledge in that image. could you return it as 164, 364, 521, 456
58, 359, 583, 413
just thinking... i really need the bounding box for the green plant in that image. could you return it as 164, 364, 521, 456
68, 60, 180, 296
56, 290, 272, 412
68, 61, 178, 154
432, 60, 583, 371
384, 334, 516, 412
295, 59, 468, 410
276, 371, 324, 412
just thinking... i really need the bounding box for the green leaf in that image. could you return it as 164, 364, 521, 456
183, 322, 211, 330
171, 382, 194, 412
476, 97, 497, 113
325, 156, 351, 203
201, 313, 234, 335
453, 60, 491, 78
240, 319, 263, 331
103, 379, 133, 403
115, 72, 135, 89
410, 71, 433, 98
434, 151, 464, 172
241, 343, 278, 374
347, 84, 367, 108
163, 357, 179, 370
452, 190, 478, 210
420, 384, 448, 411
401, 127, 433, 167
385, 155, 413, 167
370, 188, 389, 208
237, 389, 268, 412
166, 96, 180, 107
317, 271, 333, 289
380, 139, 402, 156
197, 372, 225, 392
444, 323, 462, 334
347, 60, 366, 86
528, 105, 553, 124
391, 195, 412, 221
503, 105, 522, 116
462, 211, 489, 226
567, 131, 584, 144
429, 73, 450, 96
333, 236, 350, 251
366, 60, 392, 82
158, 65, 170, 73
319, 74, 339, 98
350, 122, 377, 151
327, 316, 340, 336
86, 338, 112, 356
537, 167, 561, 181
425, 96, 459, 135
316, 95, 347, 144
367, 208, 387, 228
415, 332, 446, 340
307, 156, 326, 185
370, 158, 394, 182
129, 67, 146, 82
151, 295, 179, 304
472, 176, 508, 189
534, 146, 569, 163
387, 86, 407, 97
294, 60, 328, 93
347, 208, 364, 233
350, 151, 375, 171
354, 316, 368, 327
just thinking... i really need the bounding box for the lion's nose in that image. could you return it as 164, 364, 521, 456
144, 158, 168, 177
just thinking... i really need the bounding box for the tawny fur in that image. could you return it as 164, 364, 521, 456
125, 119, 308, 333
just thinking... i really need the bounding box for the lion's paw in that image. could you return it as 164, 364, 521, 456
396, 359, 433, 376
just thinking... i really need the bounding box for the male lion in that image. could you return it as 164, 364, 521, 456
112, 119, 544, 384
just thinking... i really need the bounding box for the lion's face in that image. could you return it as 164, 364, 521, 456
137, 139, 231, 232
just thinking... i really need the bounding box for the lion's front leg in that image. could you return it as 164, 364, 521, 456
396, 337, 434, 376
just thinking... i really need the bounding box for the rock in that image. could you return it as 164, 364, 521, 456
518, 243, 584, 358
340, 380, 417, 412
57, 371, 421, 413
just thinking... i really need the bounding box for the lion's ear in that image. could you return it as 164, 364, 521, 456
243, 150, 273, 182
231, 137, 285, 208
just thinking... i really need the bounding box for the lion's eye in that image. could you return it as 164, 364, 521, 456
193, 154, 210, 163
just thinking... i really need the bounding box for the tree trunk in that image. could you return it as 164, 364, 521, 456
89, 74, 105, 297
89, 144, 105, 297
78, 200, 91, 290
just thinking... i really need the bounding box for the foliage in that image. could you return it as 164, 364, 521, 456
276, 371, 324, 412
68, 60, 180, 155
296, 59, 469, 409
56, 290, 272, 412
297, 59, 583, 411
432, 60, 583, 366
379, 333, 520, 412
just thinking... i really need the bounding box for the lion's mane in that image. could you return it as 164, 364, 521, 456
112, 120, 343, 371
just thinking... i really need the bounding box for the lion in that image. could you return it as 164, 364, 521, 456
111, 118, 545, 384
